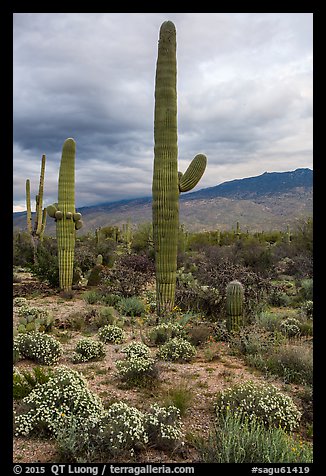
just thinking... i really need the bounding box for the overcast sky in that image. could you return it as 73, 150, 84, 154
13, 12, 313, 212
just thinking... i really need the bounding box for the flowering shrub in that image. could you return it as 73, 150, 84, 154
17, 305, 50, 321
14, 366, 105, 437
56, 401, 183, 461
121, 342, 151, 359
13, 332, 63, 366
13, 297, 28, 307
116, 355, 158, 387
215, 381, 301, 431
157, 337, 197, 363
145, 404, 184, 450
147, 322, 186, 345
280, 318, 301, 338
300, 300, 313, 319
98, 324, 126, 344
72, 338, 106, 363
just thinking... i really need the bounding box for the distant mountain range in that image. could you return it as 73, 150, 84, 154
13, 168, 313, 234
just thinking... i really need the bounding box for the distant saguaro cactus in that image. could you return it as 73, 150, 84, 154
26, 154, 46, 242
152, 20, 207, 315
226, 280, 244, 332
47, 138, 83, 292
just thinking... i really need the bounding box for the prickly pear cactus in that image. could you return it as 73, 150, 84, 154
152, 21, 207, 315
226, 280, 244, 332
47, 138, 83, 292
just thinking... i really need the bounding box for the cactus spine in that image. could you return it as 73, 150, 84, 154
47, 138, 83, 292
152, 21, 207, 315
226, 280, 244, 332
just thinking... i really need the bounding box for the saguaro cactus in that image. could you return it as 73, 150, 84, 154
226, 280, 244, 332
47, 138, 83, 292
152, 21, 207, 315
26, 154, 46, 242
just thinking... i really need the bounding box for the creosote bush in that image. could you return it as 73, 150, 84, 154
215, 381, 301, 432
72, 338, 106, 363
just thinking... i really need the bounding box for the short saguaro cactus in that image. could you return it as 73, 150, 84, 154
226, 280, 245, 332
47, 138, 83, 292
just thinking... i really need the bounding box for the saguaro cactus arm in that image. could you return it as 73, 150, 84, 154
178, 154, 207, 193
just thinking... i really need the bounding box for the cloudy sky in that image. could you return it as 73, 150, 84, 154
13, 12, 313, 212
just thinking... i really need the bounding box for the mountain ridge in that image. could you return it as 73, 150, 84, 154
13, 168, 313, 234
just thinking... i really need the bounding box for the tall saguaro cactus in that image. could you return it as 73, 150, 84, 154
152, 21, 207, 315
47, 138, 83, 292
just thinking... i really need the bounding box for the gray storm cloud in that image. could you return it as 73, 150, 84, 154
13, 12, 313, 211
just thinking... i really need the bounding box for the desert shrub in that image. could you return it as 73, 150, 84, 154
299, 278, 313, 301
56, 401, 184, 462
99, 254, 155, 298
100, 293, 122, 307
72, 338, 106, 363
264, 344, 313, 385
115, 354, 159, 388
13, 231, 34, 267
157, 337, 197, 363
13, 332, 63, 366
212, 320, 230, 342
56, 401, 147, 461
91, 306, 118, 328
229, 325, 277, 357
28, 239, 60, 287
147, 322, 186, 345
215, 381, 301, 432
117, 296, 145, 317
83, 290, 103, 305
267, 288, 292, 307
14, 366, 105, 437
187, 324, 213, 346
13, 297, 28, 307
98, 325, 126, 344
280, 317, 301, 338
300, 300, 313, 319
193, 255, 270, 316
13, 366, 54, 400
145, 404, 184, 450
194, 410, 312, 463
121, 342, 151, 359
255, 311, 282, 332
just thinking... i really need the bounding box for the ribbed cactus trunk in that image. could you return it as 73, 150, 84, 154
56, 139, 76, 292
25, 154, 47, 262
226, 280, 244, 332
47, 138, 83, 292
152, 21, 207, 315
